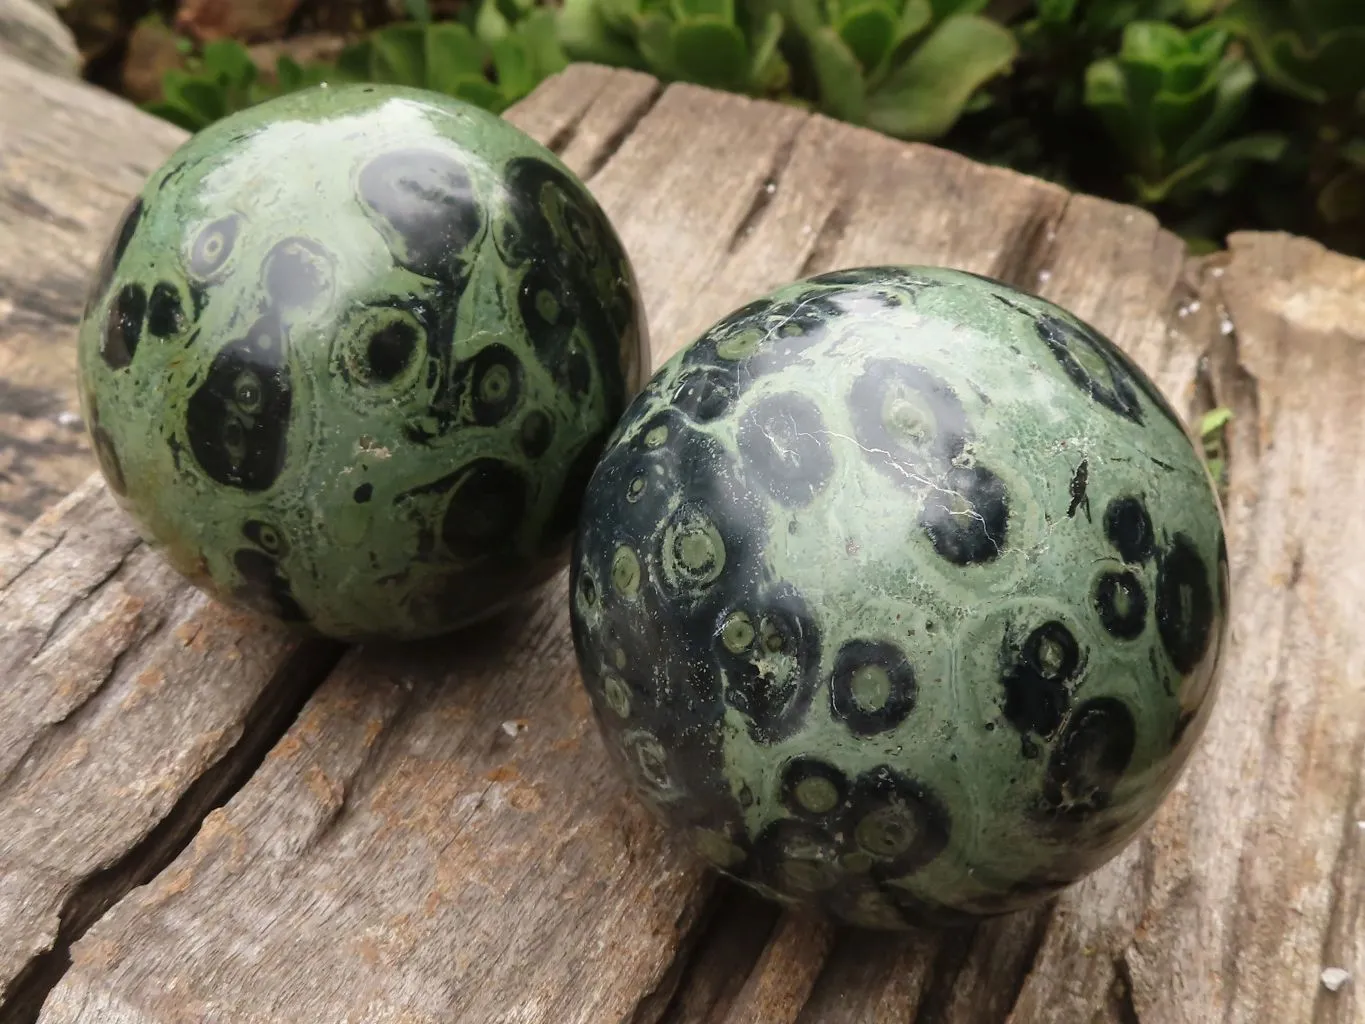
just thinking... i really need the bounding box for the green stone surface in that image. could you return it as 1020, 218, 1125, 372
569, 266, 1229, 929
75, 83, 647, 642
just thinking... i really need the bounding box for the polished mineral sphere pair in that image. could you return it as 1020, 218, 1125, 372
568, 265, 1229, 928
76, 84, 646, 642
77, 82, 1228, 930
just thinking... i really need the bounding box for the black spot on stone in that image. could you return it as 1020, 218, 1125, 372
188, 214, 241, 278
847, 765, 951, 878
263, 237, 333, 309
145, 281, 186, 338
830, 639, 917, 737
1094, 570, 1148, 640
848, 359, 969, 487
780, 757, 850, 821
185, 313, 291, 492
354, 483, 373, 503
545, 426, 611, 542
367, 320, 419, 383
1040, 696, 1137, 821
738, 393, 835, 509
716, 583, 823, 745
85, 195, 143, 316
231, 548, 307, 622
1067, 459, 1090, 520
1156, 533, 1215, 675
919, 465, 1009, 565
358, 148, 482, 280
242, 518, 289, 556
752, 819, 842, 896
1104, 496, 1155, 564
189, 283, 210, 322
101, 283, 146, 369
465, 343, 523, 427
566, 345, 592, 397
518, 264, 578, 367
671, 366, 737, 423
1002, 621, 1081, 740
1033, 314, 1143, 425
519, 410, 553, 458
90, 425, 126, 495
439, 458, 528, 559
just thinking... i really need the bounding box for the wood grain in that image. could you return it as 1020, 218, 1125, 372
0, 54, 187, 539
0, 0, 78, 79
0, 58, 1359, 1024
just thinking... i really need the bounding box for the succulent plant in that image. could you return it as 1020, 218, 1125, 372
784, 0, 1017, 139
558, 0, 791, 95
1218, 0, 1365, 103
1084, 20, 1285, 204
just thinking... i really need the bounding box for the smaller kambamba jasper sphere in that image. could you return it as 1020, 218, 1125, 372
569, 266, 1229, 929
76, 83, 647, 642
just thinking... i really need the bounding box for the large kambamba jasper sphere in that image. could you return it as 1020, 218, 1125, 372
76, 83, 647, 642
569, 266, 1228, 929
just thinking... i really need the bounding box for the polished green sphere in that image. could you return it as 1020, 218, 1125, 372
76, 84, 647, 642
569, 266, 1228, 928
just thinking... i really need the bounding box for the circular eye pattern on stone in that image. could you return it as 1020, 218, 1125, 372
188, 213, 242, 279
335, 304, 428, 394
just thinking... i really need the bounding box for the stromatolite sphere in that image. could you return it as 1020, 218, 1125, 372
568, 266, 1228, 928
75, 84, 647, 642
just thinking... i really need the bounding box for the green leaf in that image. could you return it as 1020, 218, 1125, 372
275, 55, 304, 92
370, 24, 428, 86
200, 40, 257, 87
807, 25, 867, 123
405, 0, 433, 23
142, 100, 209, 132
336, 42, 375, 82
518, 8, 570, 77
671, 19, 751, 90
836, 3, 897, 73
866, 14, 1017, 140
451, 76, 509, 111
637, 13, 679, 77
1340, 137, 1365, 169
161, 71, 227, 123
749, 9, 789, 92
673, 0, 732, 19
1134, 132, 1287, 203
1317, 167, 1365, 224
476, 0, 512, 44
558, 0, 650, 69
1199, 406, 1233, 436
492, 34, 536, 101
1036, 0, 1078, 22
426, 21, 488, 89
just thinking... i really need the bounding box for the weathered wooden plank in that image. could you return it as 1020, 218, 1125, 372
0, 476, 344, 1022
0, 0, 79, 79
0, 55, 186, 539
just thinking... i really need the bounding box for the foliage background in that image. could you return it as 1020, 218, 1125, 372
52, 0, 1365, 259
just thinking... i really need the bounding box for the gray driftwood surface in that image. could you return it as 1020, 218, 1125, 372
0, 50, 1361, 1024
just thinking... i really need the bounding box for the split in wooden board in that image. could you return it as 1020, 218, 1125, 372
0, 57, 1360, 1024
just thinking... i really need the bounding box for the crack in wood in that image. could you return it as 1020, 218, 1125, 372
579, 80, 666, 185
989, 192, 1070, 293
0, 637, 345, 1024
796, 198, 851, 281
724, 127, 801, 257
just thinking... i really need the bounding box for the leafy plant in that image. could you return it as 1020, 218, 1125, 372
1199, 405, 1232, 493
559, 0, 791, 95
1217, 0, 1365, 103
334, 18, 567, 112
1084, 21, 1285, 205
143, 40, 331, 132
782, 0, 1017, 139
